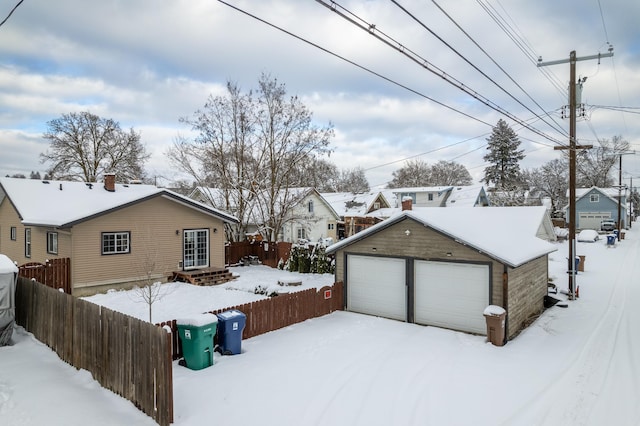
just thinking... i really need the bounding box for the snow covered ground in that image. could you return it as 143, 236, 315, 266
1, 226, 639, 425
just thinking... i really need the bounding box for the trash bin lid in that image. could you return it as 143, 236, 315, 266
218, 310, 245, 320
483, 305, 506, 317
176, 313, 218, 327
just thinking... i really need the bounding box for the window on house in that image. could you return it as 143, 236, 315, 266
428, 193, 434, 201
297, 228, 306, 240
590, 194, 599, 202
10, 226, 17, 241
47, 232, 58, 254
102, 232, 131, 255
25, 228, 31, 258
308, 200, 314, 213
373, 202, 380, 210
327, 223, 335, 230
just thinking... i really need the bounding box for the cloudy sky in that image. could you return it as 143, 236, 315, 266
1, 0, 639, 188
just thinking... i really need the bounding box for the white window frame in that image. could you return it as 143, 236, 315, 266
327, 223, 335, 230
183, 229, 209, 270
297, 228, 307, 240
102, 231, 131, 255
47, 231, 58, 254
308, 200, 314, 214
25, 228, 31, 258
590, 194, 599, 203
10, 226, 17, 241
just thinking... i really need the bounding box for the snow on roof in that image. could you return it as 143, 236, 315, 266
327, 206, 557, 267
573, 187, 621, 198
390, 186, 453, 194
0, 177, 237, 227
0, 254, 18, 274
320, 191, 384, 217
445, 185, 486, 207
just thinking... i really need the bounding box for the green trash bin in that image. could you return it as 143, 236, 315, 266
176, 313, 218, 370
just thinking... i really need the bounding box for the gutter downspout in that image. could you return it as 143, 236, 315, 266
502, 265, 509, 343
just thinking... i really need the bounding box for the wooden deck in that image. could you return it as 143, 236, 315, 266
170, 267, 235, 286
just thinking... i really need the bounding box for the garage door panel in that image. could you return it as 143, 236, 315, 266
579, 212, 610, 230
415, 261, 489, 334
347, 255, 406, 321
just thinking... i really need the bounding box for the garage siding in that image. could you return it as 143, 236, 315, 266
506, 255, 548, 338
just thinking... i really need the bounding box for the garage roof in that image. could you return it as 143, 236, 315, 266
326, 206, 557, 267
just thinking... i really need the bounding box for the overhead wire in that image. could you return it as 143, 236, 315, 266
0, 0, 24, 28
316, 0, 565, 146
476, 0, 567, 98
215, 0, 493, 128
595, 0, 627, 132
429, 0, 569, 138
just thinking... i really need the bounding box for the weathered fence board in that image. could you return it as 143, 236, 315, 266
15, 277, 173, 426
18, 258, 71, 294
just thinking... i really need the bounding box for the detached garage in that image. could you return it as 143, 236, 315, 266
327, 206, 557, 341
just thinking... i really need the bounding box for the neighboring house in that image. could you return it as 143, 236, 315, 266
0, 176, 238, 296
190, 186, 340, 243
320, 191, 391, 239
326, 206, 557, 341
383, 185, 490, 210
565, 187, 628, 230
280, 188, 341, 243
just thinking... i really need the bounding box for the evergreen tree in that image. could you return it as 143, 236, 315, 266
482, 119, 525, 189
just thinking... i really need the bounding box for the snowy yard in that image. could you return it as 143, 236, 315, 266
83, 265, 335, 324
2, 227, 640, 425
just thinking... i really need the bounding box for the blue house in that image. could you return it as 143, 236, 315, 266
565, 187, 628, 230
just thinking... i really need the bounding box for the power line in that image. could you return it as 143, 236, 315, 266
596, 0, 610, 43
215, 0, 493, 128
0, 0, 24, 28
475, 0, 567, 98
429, 0, 568, 138
316, 0, 565, 146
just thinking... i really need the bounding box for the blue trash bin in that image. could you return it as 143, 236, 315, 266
216, 310, 246, 355
606, 234, 616, 246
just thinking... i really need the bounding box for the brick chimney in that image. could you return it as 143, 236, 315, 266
401, 196, 413, 211
104, 173, 116, 192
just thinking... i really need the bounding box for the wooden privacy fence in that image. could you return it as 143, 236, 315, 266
159, 281, 344, 360
226, 241, 293, 268
15, 277, 173, 426
18, 258, 71, 294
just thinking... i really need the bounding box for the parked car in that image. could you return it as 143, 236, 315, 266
577, 229, 600, 242
600, 220, 616, 232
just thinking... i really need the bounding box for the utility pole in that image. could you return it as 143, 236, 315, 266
538, 48, 613, 299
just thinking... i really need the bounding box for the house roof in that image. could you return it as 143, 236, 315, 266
445, 185, 489, 207
564, 186, 628, 212
326, 206, 557, 267
0, 177, 238, 228
320, 191, 388, 217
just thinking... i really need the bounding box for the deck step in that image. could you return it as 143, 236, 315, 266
170, 268, 235, 286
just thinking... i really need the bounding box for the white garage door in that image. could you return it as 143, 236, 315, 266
347, 255, 407, 321
414, 261, 489, 334
578, 212, 611, 230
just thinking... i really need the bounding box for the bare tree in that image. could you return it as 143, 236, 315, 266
523, 158, 568, 212
131, 227, 173, 323
575, 135, 629, 187
40, 111, 149, 182
167, 75, 334, 242
253, 74, 333, 241
429, 161, 473, 186
388, 159, 431, 188
167, 82, 258, 242
335, 167, 370, 193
